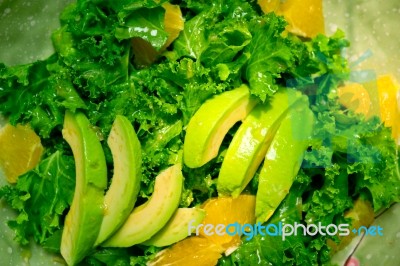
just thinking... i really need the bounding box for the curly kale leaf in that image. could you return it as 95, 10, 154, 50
0, 152, 75, 245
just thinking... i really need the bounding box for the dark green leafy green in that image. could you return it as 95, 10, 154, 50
0, 152, 75, 245
115, 7, 168, 51
243, 14, 297, 101
84, 248, 131, 266
288, 30, 350, 106
304, 96, 400, 213
0, 58, 85, 138
112, 0, 168, 14
173, 11, 212, 60
201, 20, 252, 67
173, 0, 256, 63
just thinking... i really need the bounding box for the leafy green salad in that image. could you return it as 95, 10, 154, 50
0, 0, 399, 265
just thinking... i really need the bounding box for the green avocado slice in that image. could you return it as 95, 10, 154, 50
142, 208, 206, 247
95, 115, 142, 245
183, 84, 258, 168
60, 111, 107, 265
217, 89, 303, 197
102, 164, 183, 247
255, 100, 314, 222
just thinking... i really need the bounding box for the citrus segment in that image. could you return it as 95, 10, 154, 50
162, 2, 184, 50
258, 0, 325, 38
147, 236, 223, 266
377, 75, 400, 143
0, 123, 43, 183
199, 194, 256, 249
338, 76, 400, 144
148, 195, 256, 265
338, 83, 372, 118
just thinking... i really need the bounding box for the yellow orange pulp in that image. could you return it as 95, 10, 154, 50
338, 75, 400, 144
338, 83, 372, 118
162, 2, 184, 50
258, 0, 325, 38
199, 194, 256, 250
148, 236, 223, 266
377, 75, 400, 142
148, 195, 256, 266
0, 123, 43, 183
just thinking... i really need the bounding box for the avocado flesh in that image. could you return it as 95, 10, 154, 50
103, 164, 183, 247
95, 115, 142, 245
142, 208, 206, 247
183, 85, 258, 168
60, 111, 107, 266
217, 89, 303, 197
255, 100, 314, 222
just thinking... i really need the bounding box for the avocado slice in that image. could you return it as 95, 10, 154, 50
183, 85, 258, 168
60, 111, 107, 265
217, 89, 303, 197
95, 115, 142, 245
142, 208, 206, 247
103, 164, 183, 247
255, 100, 314, 222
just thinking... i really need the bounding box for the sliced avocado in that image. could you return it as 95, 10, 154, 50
103, 164, 183, 247
217, 89, 303, 197
60, 111, 107, 265
255, 100, 314, 222
183, 85, 258, 168
95, 115, 142, 245
142, 208, 206, 247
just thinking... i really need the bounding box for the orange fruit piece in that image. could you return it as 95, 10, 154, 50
148, 194, 256, 266
199, 194, 256, 250
378, 75, 399, 127
337, 83, 372, 118
162, 2, 184, 50
337, 75, 400, 144
0, 123, 43, 183
132, 2, 184, 67
258, 0, 325, 38
148, 236, 223, 266
377, 75, 400, 143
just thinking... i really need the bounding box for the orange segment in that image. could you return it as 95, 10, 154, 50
132, 2, 184, 67
337, 75, 400, 144
162, 2, 184, 50
0, 123, 43, 183
258, 0, 325, 38
148, 236, 223, 266
377, 75, 400, 127
338, 83, 372, 118
148, 195, 256, 265
377, 75, 400, 137
199, 194, 256, 250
